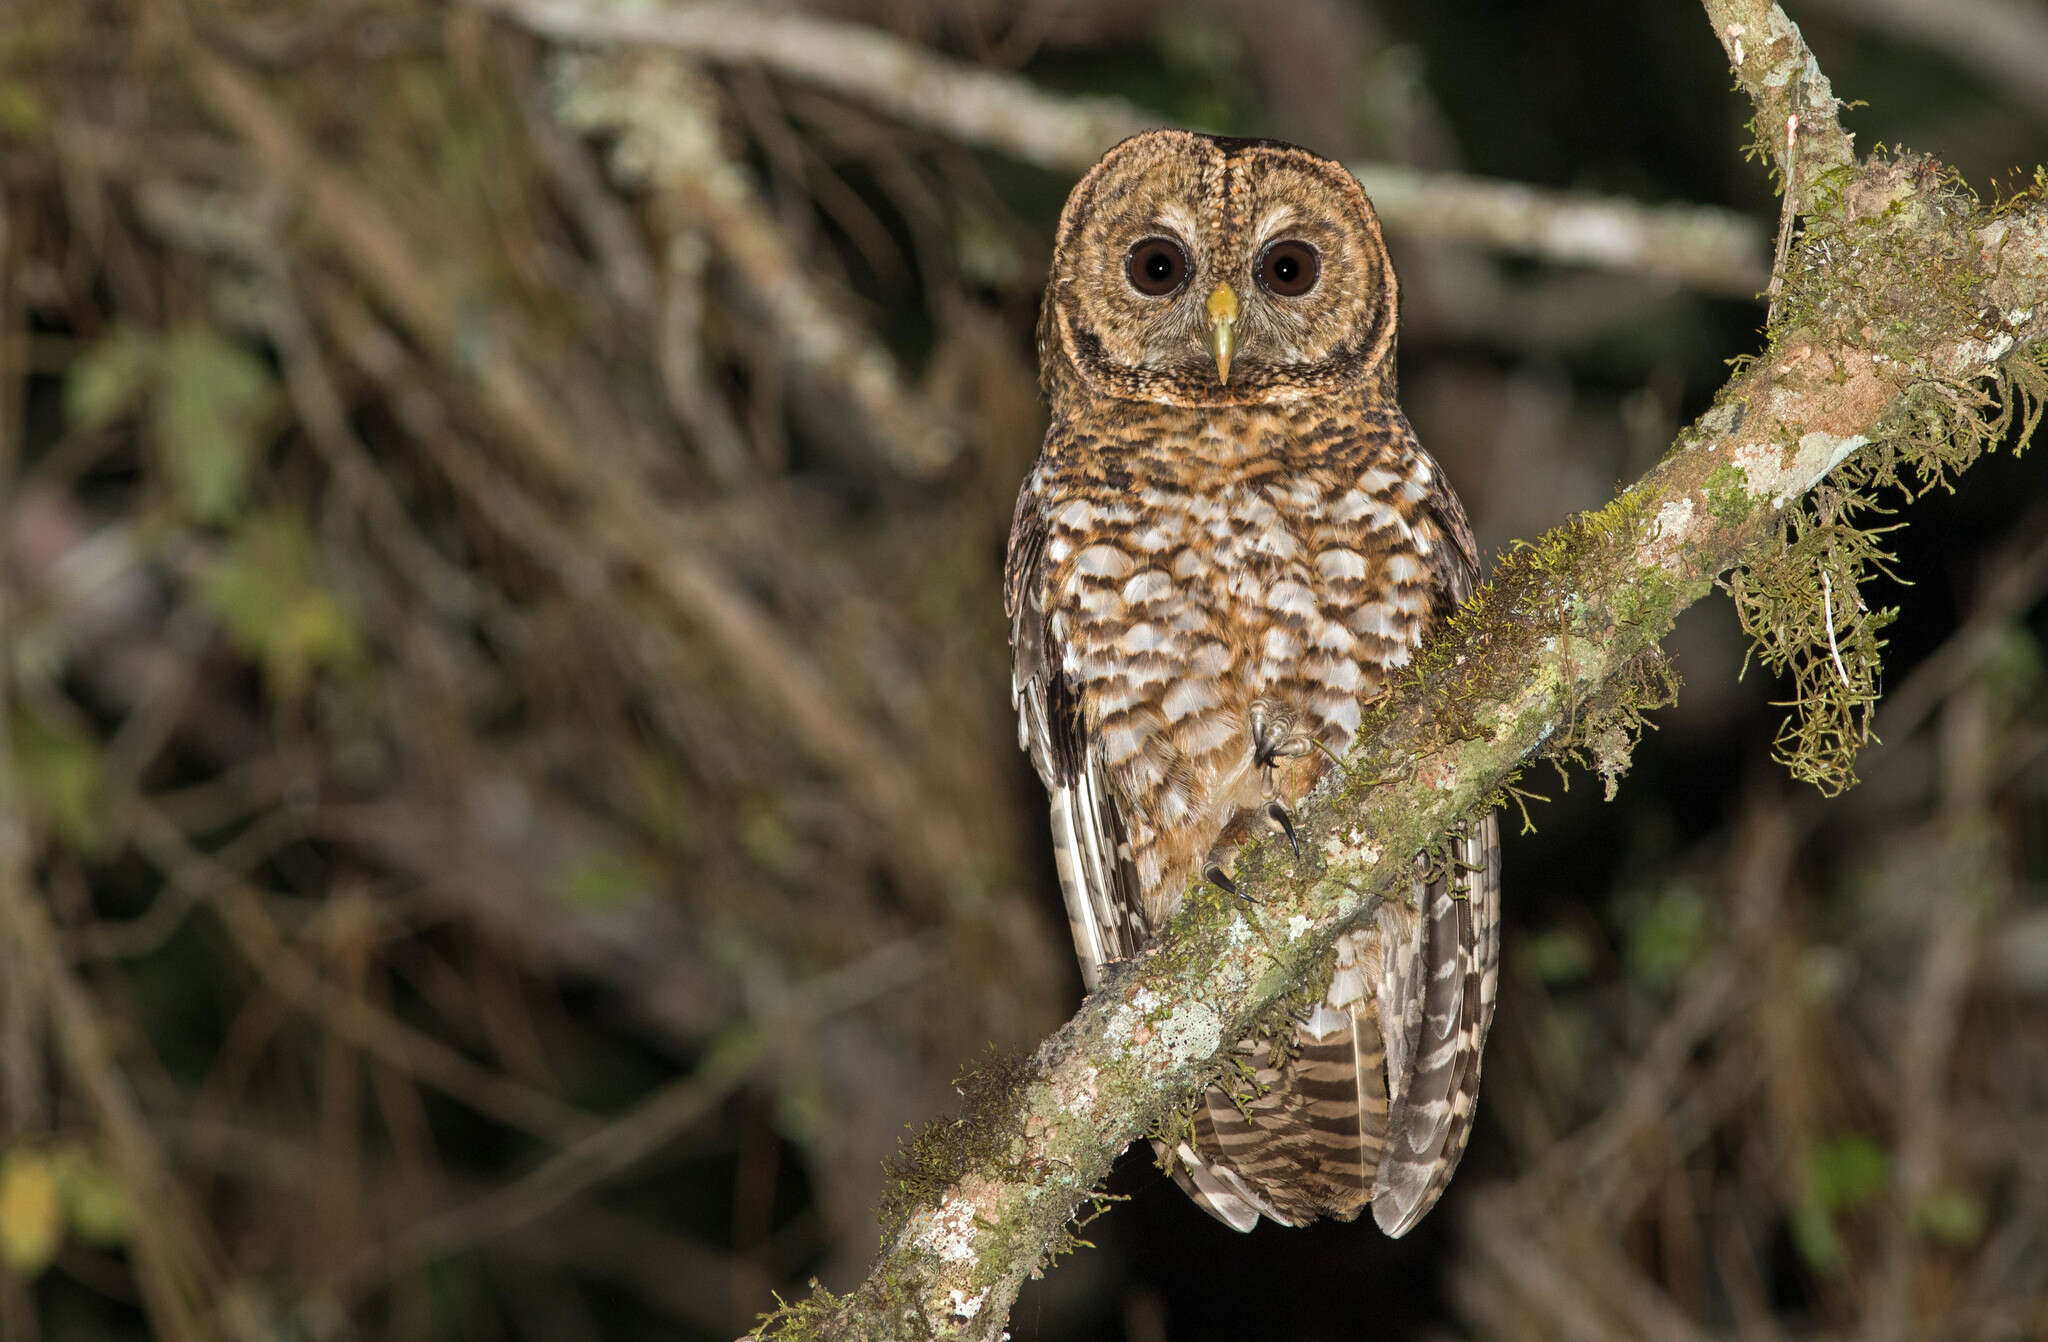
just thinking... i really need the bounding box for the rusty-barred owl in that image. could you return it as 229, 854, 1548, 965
1004, 129, 1500, 1234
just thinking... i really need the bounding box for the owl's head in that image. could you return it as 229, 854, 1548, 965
1040, 130, 1397, 409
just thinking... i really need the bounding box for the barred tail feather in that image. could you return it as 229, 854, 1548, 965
1165, 815, 1499, 1237
1372, 813, 1502, 1236
1168, 980, 1391, 1230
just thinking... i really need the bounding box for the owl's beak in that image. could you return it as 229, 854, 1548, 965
1205, 282, 1239, 384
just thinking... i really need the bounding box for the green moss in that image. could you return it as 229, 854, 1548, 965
877, 1047, 1032, 1241
750, 1282, 850, 1341
1708, 147, 2048, 795
1727, 157, 2048, 793
1767, 150, 1987, 363
1989, 163, 2048, 219
1703, 463, 1753, 526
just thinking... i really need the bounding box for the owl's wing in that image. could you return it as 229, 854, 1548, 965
1005, 473, 1144, 992
1371, 441, 1503, 1237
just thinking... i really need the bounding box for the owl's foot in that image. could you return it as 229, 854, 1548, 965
1248, 699, 1317, 772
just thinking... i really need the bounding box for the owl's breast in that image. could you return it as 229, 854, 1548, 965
1041, 455, 1436, 900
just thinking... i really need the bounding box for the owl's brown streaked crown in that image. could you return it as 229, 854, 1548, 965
1039, 129, 1398, 412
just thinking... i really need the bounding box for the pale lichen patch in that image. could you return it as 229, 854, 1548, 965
1052, 1063, 1098, 1113
1645, 496, 1695, 571
1148, 1000, 1224, 1061
1729, 431, 1868, 509
1336, 827, 1383, 866
907, 1182, 1001, 1265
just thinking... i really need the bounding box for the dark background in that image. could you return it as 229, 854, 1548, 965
1, 2, 2045, 1339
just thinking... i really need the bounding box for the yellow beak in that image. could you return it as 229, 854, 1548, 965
1205, 282, 1239, 384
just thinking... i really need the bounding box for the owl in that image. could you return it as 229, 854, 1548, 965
1005, 130, 1500, 1234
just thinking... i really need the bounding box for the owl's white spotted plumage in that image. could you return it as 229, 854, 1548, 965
1005, 130, 1499, 1233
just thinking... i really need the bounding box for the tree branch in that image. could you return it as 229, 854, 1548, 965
473, 0, 1768, 295
746, 7, 2048, 1334
1700, 0, 1856, 210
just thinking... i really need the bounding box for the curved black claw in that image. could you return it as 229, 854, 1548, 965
1266, 800, 1304, 864
1204, 863, 1256, 904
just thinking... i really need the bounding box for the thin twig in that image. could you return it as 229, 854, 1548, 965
0, 837, 221, 1342
122, 797, 600, 1145
1821, 567, 1852, 688
549, 50, 959, 476
179, 41, 982, 900
1767, 73, 1803, 320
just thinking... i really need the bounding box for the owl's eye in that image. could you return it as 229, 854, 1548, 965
1258, 240, 1320, 297
1125, 237, 1190, 297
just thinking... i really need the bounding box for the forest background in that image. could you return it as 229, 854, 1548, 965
0, 1, 2045, 1339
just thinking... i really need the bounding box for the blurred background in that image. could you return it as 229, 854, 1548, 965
0, 1, 2045, 1339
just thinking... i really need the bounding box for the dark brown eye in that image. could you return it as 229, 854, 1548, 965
1125, 237, 1190, 296
1258, 239, 1320, 297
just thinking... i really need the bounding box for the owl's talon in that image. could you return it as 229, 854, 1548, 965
1205, 863, 1255, 904
1266, 801, 1304, 864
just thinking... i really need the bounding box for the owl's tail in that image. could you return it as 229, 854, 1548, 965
1161, 991, 1389, 1229
1161, 814, 1501, 1234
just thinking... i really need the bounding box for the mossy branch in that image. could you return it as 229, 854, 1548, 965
748, 15, 2048, 1342
1701, 0, 1856, 208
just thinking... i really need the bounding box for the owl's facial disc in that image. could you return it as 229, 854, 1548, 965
1045, 131, 1397, 408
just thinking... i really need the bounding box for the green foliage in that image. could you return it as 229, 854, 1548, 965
1794, 1131, 1891, 1274
156, 325, 276, 523
1915, 1187, 1987, 1248
64, 324, 157, 431
0, 1143, 131, 1278
200, 511, 364, 700
1520, 924, 1596, 986
7, 708, 106, 850
1622, 882, 1707, 991
65, 322, 279, 523
0, 79, 43, 137
550, 853, 659, 910
0, 1146, 62, 1275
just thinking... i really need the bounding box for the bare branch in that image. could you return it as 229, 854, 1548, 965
1804, 0, 2048, 126
1356, 168, 1769, 296
547, 50, 959, 476
474, 0, 1768, 295
476, 0, 1148, 177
